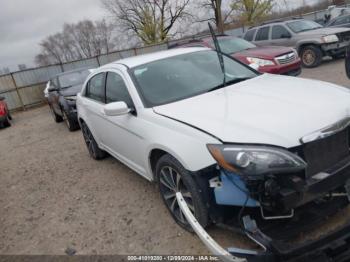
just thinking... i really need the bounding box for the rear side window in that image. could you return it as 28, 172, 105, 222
106, 72, 133, 107
244, 29, 256, 41
85, 73, 105, 103
255, 27, 270, 41
272, 25, 291, 39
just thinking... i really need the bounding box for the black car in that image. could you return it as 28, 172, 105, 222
48, 68, 93, 131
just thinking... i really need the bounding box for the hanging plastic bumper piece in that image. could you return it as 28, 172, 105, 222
176, 192, 350, 262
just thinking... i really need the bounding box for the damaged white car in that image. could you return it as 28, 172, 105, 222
77, 47, 350, 262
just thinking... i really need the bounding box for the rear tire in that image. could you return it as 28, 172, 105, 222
81, 121, 107, 160
62, 110, 79, 132
49, 105, 63, 123
156, 154, 209, 232
300, 45, 322, 68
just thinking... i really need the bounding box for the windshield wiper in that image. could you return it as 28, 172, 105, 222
207, 77, 251, 93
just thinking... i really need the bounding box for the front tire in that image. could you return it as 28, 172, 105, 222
81, 121, 107, 160
156, 154, 209, 231
62, 110, 79, 132
300, 45, 322, 68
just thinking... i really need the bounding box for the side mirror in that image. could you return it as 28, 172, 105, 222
282, 34, 291, 39
48, 86, 59, 92
104, 101, 130, 116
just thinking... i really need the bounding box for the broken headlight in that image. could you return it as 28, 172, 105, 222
207, 144, 307, 176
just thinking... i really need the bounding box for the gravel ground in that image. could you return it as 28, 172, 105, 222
0, 58, 349, 256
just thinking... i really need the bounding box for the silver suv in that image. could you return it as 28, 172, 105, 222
244, 18, 350, 68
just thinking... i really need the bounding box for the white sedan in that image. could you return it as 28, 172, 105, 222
77, 47, 350, 261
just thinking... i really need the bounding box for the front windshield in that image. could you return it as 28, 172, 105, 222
287, 20, 323, 33
59, 69, 91, 88
210, 37, 256, 54
132, 50, 257, 107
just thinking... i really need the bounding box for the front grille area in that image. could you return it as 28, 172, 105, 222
303, 128, 349, 177
275, 52, 296, 65
337, 31, 350, 42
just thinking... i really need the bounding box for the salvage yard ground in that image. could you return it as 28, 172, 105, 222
0, 58, 349, 255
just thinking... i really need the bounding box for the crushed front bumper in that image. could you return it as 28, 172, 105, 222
322, 41, 350, 56
177, 192, 350, 262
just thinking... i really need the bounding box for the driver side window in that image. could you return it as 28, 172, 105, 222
272, 25, 291, 39
106, 72, 134, 108
85, 73, 106, 103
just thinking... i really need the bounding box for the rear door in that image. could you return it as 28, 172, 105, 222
100, 71, 147, 175
253, 26, 271, 46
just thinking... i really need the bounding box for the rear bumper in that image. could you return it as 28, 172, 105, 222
177, 192, 350, 262
259, 59, 302, 76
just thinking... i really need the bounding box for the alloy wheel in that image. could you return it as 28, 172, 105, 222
81, 123, 96, 158
159, 166, 195, 225
302, 50, 316, 66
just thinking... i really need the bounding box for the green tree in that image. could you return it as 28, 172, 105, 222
231, 0, 274, 26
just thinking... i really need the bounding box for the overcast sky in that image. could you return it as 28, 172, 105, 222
0, 0, 105, 71
0, 0, 312, 72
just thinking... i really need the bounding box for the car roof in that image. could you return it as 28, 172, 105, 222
107, 47, 210, 68
55, 68, 93, 77
331, 13, 350, 20
249, 18, 305, 30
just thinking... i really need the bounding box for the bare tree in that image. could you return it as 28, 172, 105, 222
198, 0, 235, 34
35, 19, 115, 66
101, 0, 192, 45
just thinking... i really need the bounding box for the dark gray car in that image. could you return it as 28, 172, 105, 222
48, 68, 93, 131
326, 14, 350, 28
244, 18, 350, 68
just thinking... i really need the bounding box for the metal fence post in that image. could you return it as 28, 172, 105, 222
59, 63, 64, 73
10, 73, 25, 111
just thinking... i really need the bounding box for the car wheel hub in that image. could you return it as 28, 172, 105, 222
159, 166, 194, 224
303, 50, 316, 65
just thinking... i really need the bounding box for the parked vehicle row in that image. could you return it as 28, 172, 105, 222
46, 68, 94, 131
244, 18, 350, 68
75, 47, 350, 261
170, 35, 302, 76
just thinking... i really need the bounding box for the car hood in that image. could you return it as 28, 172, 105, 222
234, 46, 295, 60
153, 74, 350, 148
60, 84, 83, 97
298, 27, 350, 36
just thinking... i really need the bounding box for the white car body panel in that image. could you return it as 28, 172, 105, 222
77, 63, 219, 180
77, 48, 350, 181
154, 74, 350, 148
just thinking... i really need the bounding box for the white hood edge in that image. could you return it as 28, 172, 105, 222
154, 74, 350, 148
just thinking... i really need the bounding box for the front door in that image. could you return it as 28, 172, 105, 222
100, 71, 148, 176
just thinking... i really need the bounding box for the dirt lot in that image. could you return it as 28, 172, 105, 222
0, 58, 349, 256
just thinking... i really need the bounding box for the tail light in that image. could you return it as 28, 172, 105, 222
0, 102, 6, 116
